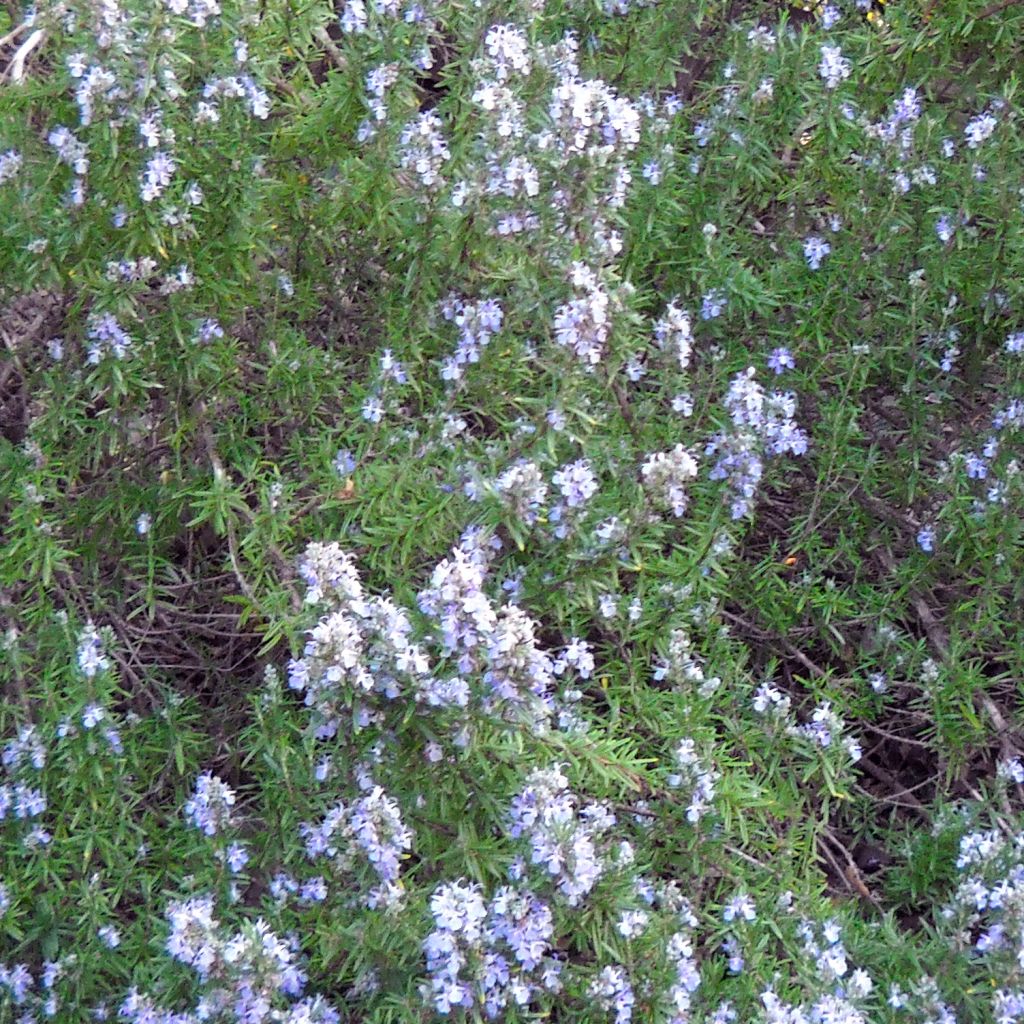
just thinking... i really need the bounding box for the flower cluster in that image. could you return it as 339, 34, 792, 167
141, 894, 340, 1023
706, 368, 808, 518
440, 296, 504, 383
546, 74, 641, 157
653, 300, 694, 370
939, 822, 1024, 1018
552, 458, 599, 509
666, 739, 720, 824
552, 264, 613, 366
399, 111, 451, 190
792, 701, 863, 764
85, 313, 132, 364
641, 445, 700, 517
818, 45, 851, 90
0, 149, 22, 184
492, 460, 549, 525
591, 964, 635, 1024
184, 772, 238, 837
803, 235, 831, 270
291, 528, 572, 742
422, 879, 561, 1016
1, 713, 50, 851
301, 785, 412, 906
508, 766, 615, 905
653, 629, 721, 699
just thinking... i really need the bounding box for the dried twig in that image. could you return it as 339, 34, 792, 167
821, 831, 883, 910
2, 27, 46, 84
0, 20, 30, 50
312, 27, 348, 72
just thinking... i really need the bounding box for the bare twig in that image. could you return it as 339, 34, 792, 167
2, 28, 46, 84
312, 27, 348, 72
609, 376, 641, 445
821, 831, 883, 910
858, 720, 932, 748
0, 20, 30, 50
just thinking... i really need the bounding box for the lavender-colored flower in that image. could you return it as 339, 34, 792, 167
700, 288, 727, 321
301, 786, 411, 898
642, 161, 662, 184
767, 347, 795, 374
552, 460, 598, 508
723, 935, 745, 974
706, 369, 807, 517
548, 75, 640, 155
803, 236, 831, 270
77, 622, 110, 678
140, 151, 176, 203
3, 726, 46, 773
508, 767, 611, 905
300, 877, 328, 903
668, 739, 719, 823
10, 783, 46, 819
426, 878, 558, 1017
349, 787, 412, 884
494, 461, 548, 525
563, 637, 595, 679
185, 772, 238, 837
964, 452, 988, 479
753, 679, 790, 720
484, 23, 531, 80
0, 149, 22, 184
483, 606, 557, 727
553, 271, 611, 365
723, 893, 757, 923
818, 45, 851, 89
398, 110, 451, 189
379, 348, 406, 384
431, 880, 488, 938
672, 392, 694, 416
361, 395, 384, 423
892, 87, 921, 125
965, 111, 997, 149
2, 962, 33, 1003
82, 703, 105, 729
334, 449, 356, 476
440, 296, 505, 380
417, 542, 498, 659
297, 541, 366, 609
86, 313, 132, 364
225, 842, 249, 872
591, 964, 634, 1024
653, 300, 693, 369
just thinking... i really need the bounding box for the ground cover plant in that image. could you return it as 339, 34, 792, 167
1, 0, 1024, 1020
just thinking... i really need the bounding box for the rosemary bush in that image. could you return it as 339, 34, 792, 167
1, 0, 1024, 1021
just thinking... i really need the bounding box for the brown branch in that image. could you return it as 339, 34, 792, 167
312, 27, 348, 72
977, 0, 1023, 19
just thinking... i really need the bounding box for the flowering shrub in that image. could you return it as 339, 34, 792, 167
2, 0, 1024, 1021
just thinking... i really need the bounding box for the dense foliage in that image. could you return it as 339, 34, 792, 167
1, 0, 1024, 1021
